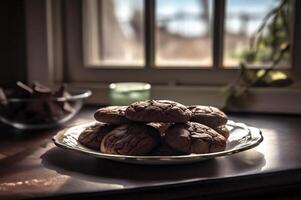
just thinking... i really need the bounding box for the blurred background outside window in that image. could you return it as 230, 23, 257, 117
83, 0, 291, 69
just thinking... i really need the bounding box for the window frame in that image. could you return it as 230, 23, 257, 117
58, 0, 237, 85
82, 0, 217, 69
55, 0, 242, 85
82, 0, 294, 69
56, 0, 297, 85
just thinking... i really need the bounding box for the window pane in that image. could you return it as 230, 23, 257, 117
224, 0, 291, 68
155, 0, 213, 67
83, 0, 144, 67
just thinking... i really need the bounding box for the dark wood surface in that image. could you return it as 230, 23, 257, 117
1, 107, 301, 200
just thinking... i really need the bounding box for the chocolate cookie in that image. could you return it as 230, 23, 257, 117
213, 125, 230, 139
125, 100, 192, 123
100, 123, 160, 156
94, 106, 131, 124
78, 122, 117, 150
147, 122, 172, 136
188, 105, 227, 127
151, 139, 184, 156
165, 122, 226, 154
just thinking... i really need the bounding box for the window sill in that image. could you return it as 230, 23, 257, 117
68, 82, 301, 114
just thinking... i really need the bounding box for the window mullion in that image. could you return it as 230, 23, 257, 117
292, 0, 301, 84
144, 0, 155, 68
213, 0, 226, 69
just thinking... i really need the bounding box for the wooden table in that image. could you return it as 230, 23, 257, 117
1, 107, 301, 200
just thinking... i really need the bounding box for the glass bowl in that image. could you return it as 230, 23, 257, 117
0, 89, 91, 129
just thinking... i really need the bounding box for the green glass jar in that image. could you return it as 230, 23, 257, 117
109, 82, 151, 106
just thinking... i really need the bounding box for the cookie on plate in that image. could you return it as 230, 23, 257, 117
94, 106, 131, 124
147, 122, 173, 136
165, 122, 226, 154
78, 122, 117, 150
151, 139, 184, 156
188, 105, 227, 128
213, 125, 230, 139
100, 123, 160, 156
125, 100, 192, 123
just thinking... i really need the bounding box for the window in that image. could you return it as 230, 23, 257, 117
155, 0, 213, 67
83, 0, 144, 67
224, 0, 292, 68
33, 0, 301, 110
81, 0, 293, 71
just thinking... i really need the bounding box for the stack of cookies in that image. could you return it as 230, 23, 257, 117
78, 100, 229, 156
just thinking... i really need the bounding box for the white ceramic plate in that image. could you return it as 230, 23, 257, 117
52, 121, 263, 165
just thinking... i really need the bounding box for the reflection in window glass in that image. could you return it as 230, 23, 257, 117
156, 0, 213, 67
100, 0, 144, 65
224, 0, 291, 68
84, 0, 144, 66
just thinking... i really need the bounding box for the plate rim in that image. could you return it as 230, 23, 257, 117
52, 121, 264, 161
